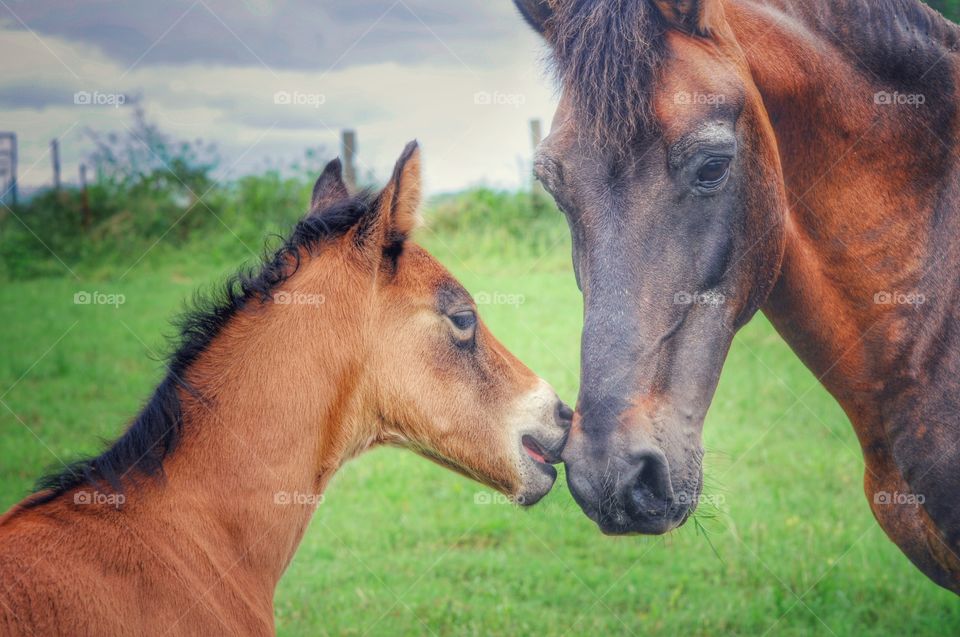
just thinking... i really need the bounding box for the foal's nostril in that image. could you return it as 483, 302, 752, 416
627, 451, 674, 510
555, 401, 574, 428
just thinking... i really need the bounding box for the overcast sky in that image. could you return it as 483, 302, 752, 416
0, 0, 558, 194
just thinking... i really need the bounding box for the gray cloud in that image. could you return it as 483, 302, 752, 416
230, 99, 387, 131
3, 0, 531, 72
0, 0, 557, 193
0, 80, 74, 110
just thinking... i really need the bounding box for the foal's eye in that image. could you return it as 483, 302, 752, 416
696, 158, 731, 191
449, 310, 477, 332
448, 310, 477, 347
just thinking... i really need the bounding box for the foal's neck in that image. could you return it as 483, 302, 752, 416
728, 0, 960, 411
137, 264, 372, 598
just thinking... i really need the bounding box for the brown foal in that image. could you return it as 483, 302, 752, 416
0, 143, 571, 636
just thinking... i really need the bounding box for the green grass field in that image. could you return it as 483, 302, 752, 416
1, 210, 958, 636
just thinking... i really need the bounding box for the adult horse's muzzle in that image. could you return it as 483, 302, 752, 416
561, 411, 703, 535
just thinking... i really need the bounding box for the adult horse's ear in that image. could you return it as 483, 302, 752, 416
651, 0, 721, 35
376, 140, 422, 242
513, 0, 554, 35
309, 158, 350, 215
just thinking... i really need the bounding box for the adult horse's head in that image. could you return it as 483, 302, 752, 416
516, 0, 788, 534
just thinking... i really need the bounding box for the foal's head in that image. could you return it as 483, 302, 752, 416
288, 143, 571, 504
516, 0, 789, 532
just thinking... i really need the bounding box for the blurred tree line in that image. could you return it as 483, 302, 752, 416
927, 0, 960, 21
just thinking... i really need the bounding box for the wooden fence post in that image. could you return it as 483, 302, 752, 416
51, 138, 61, 191
12, 133, 17, 206
79, 163, 91, 227
341, 130, 357, 191
0, 132, 17, 206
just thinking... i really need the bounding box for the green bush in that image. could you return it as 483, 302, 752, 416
0, 109, 572, 280
424, 188, 568, 261
0, 111, 329, 279
0, 177, 314, 280
927, 0, 960, 21
0, 170, 566, 281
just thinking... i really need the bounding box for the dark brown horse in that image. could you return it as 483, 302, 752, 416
0, 143, 570, 635
514, 0, 960, 593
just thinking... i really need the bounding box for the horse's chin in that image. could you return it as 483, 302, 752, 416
515, 456, 559, 507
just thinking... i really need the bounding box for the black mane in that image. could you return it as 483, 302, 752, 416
27, 190, 377, 508
546, 0, 670, 152
544, 0, 958, 153
800, 0, 960, 87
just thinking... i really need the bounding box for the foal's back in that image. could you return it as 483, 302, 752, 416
0, 500, 271, 636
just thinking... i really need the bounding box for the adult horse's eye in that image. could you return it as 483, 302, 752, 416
696, 158, 731, 191
448, 310, 477, 344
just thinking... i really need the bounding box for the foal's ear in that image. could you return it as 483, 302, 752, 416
309, 158, 350, 215
652, 0, 721, 35
513, 0, 554, 35
375, 140, 422, 243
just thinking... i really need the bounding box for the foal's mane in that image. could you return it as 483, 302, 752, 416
27, 190, 377, 508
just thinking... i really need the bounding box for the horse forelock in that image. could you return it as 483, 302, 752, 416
547, 0, 671, 153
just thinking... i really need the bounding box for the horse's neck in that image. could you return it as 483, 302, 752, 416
730, 0, 960, 415
128, 290, 370, 603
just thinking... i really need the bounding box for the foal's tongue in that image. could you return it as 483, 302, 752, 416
522, 435, 549, 464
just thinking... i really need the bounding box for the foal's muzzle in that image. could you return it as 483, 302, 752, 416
512, 384, 573, 506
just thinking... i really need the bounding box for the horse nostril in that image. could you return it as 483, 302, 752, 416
555, 401, 574, 428
628, 451, 674, 508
